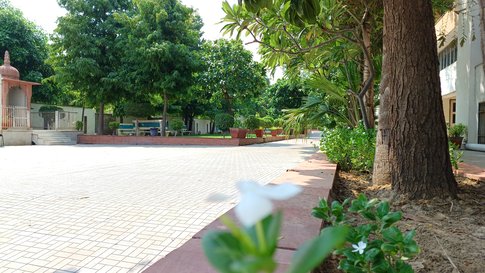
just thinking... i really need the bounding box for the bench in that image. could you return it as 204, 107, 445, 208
135, 120, 163, 136
117, 123, 135, 136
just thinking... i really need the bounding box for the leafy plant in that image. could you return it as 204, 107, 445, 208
244, 115, 260, 130
108, 121, 120, 130
215, 113, 235, 134
448, 123, 467, 137
171, 119, 185, 136
259, 116, 274, 129
312, 194, 420, 273
320, 125, 376, 172
75, 120, 83, 131
449, 140, 463, 170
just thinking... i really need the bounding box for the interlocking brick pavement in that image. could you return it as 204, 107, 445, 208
0, 139, 317, 272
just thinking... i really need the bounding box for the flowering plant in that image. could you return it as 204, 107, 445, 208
312, 194, 420, 273
202, 181, 348, 273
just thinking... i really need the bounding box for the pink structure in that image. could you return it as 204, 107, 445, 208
0, 51, 39, 130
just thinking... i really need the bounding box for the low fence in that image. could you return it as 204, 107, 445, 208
31, 111, 78, 130
1, 106, 30, 129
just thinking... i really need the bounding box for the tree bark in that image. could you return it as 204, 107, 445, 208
97, 101, 104, 135
373, 84, 391, 185
162, 91, 168, 137
362, 17, 375, 129
379, 0, 457, 199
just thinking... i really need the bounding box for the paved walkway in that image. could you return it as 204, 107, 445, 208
0, 140, 317, 273
458, 150, 485, 181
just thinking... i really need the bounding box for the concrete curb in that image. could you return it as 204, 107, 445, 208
143, 153, 337, 273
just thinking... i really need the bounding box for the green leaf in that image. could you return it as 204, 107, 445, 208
382, 227, 403, 243
202, 231, 245, 273
286, 226, 349, 273
381, 212, 402, 228
364, 247, 381, 262
376, 201, 390, 219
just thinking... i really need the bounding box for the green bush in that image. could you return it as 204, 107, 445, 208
215, 113, 234, 132
75, 121, 83, 131
274, 118, 284, 127
171, 119, 184, 131
108, 121, 120, 130
320, 125, 376, 172
448, 123, 467, 137
244, 115, 260, 130
259, 116, 274, 128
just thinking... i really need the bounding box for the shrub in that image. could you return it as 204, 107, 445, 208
244, 115, 260, 130
215, 113, 234, 132
75, 121, 83, 131
108, 121, 120, 130
171, 119, 184, 131
320, 125, 376, 172
448, 123, 467, 137
274, 118, 284, 127
259, 116, 274, 128
449, 140, 463, 170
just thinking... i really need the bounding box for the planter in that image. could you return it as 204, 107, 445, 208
449, 136, 463, 148
230, 128, 248, 139
150, 128, 158, 136
271, 130, 278, 137
254, 129, 264, 138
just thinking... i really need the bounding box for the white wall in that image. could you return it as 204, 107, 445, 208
31, 103, 96, 134
455, 2, 484, 144
440, 62, 457, 95
194, 119, 211, 134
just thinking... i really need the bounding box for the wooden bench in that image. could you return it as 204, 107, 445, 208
117, 123, 135, 136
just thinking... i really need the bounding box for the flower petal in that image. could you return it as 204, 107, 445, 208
235, 191, 273, 227
256, 183, 302, 200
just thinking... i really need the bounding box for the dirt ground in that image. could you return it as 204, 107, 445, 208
326, 172, 485, 273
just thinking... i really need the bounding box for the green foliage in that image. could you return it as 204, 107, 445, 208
320, 125, 376, 172
197, 39, 267, 116
259, 116, 273, 128
273, 118, 284, 128
171, 119, 184, 131
312, 195, 420, 273
0, 2, 60, 104
203, 213, 349, 273
448, 123, 467, 137
449, 141, 463, 170
244, 115, 260, 130
75, 121, 84, 131
39, 105, 63, 112
108, 121, 120, 130
260, 78, 308, 118
215, 113, 234, 132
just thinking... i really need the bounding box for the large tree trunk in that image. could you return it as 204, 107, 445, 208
97, 101, 104, 135
379, 0, 457, 199
362, 18, 375, 129
162, 91, 168, 137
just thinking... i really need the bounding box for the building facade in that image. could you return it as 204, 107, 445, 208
437, 3, 485, 149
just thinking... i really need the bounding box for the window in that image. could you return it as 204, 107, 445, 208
479, 103, 485, 144
450, 99, 456, 125
439, 43, 458, 70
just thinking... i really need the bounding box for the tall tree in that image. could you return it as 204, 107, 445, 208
50, 0, 132, 134
376, 0, 457, 198
197, 39, 267, 116
0, 1, 59, 103
117, 0, 202, 137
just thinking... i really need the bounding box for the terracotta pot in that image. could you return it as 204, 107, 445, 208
449, 136, 463, 148
230, 128, 248, 138
254, 129, 264, 138
276, 129, 284, 135
271, 130, 278, 137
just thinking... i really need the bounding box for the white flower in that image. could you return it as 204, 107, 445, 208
235, 180, 302, 227
352, 241, 367, 254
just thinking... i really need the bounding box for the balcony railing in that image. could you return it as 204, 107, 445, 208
2, 106, 30, 129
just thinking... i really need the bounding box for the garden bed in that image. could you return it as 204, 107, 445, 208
77, 134, 290, 146
326, 171, 485, 273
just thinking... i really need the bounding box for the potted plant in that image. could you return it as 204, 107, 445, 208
244, 115, 262, 138
260, 116, 274, 137
448, 123, 467, 147
230, 116, 248, 138
274, 118, 284, 135
171, 119, 184, 137
215, 113, 234, 138
75, 121, 84, 132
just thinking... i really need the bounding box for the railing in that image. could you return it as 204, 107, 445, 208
31, 111, 78, 130
2, 106, 30, 129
